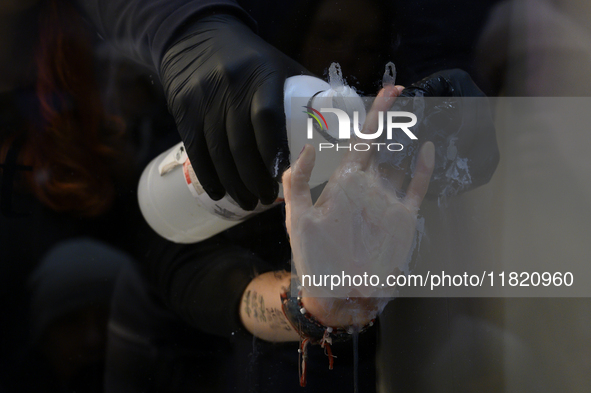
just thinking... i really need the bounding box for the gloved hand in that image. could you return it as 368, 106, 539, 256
160, 14, 310, 210
400, 69, 486, 98
398, 69, 500, 199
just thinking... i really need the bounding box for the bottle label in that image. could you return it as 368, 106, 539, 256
182, 159, 278, 221
182, 160, 251, 220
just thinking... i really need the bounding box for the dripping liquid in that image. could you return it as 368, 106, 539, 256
352, 325, 360, 393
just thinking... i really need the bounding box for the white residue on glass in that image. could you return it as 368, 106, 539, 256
328, 62, 345, 91
382, 62, 397, 87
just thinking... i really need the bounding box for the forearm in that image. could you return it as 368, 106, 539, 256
239, 270, 300, 342
136, 223, 275, 337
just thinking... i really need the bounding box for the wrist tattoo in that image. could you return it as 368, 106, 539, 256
245, 293, 292, 331
259, 295, 266, 322
243, 290, 251, 318
266, 307, 293, 331
251, 291, 258, 319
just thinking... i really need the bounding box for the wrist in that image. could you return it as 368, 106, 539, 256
281, 283, 377, 339
300, 293, 380, 328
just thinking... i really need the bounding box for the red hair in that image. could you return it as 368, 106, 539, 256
0, 0, 124, 217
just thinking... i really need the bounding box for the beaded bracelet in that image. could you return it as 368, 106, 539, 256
280, 280, 375, 387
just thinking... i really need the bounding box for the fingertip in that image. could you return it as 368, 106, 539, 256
404, 141, 436, 210
301, 143, 314, 159
294, 144, 315, 180
295, 143, 312, 160
395, 85, 405, 94
420, 141, 436, 171
303, 144, 316, 167
377, 85, 399, 99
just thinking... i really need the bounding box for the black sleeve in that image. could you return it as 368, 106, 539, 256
72, 0, 256, 69
135, 224, 275, 337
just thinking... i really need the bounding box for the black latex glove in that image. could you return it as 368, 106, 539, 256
397, 69, 500, 199
160, 14, 310, 210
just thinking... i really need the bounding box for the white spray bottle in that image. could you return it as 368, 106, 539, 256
138, 69, 366, 243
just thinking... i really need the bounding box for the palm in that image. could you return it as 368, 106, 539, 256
284, 86, 435, 299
